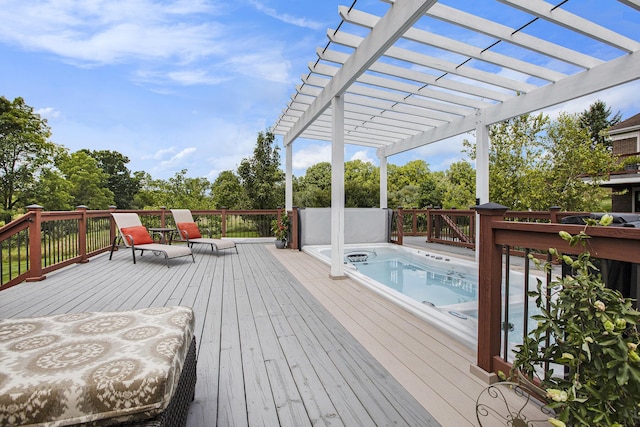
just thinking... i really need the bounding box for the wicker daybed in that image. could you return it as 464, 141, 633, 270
0, 306, 197, 426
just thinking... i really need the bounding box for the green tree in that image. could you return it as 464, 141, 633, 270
237, 130, 284, 209
442, 161, 475, 209
31, 168, 73, 211
540, 112, 614, 211
489, 113, 548, 210
167, 170, 213, 210
465, 112, 616, 211
0, 96, 56, 221
211, 170, 246, 209
293, 162, 331, 207
345, 159, 379, 207
83, 149, 141, 209
578, 100, 622, 149
58, 151, 114, 209
417, 170, 446, 208
130, 171, 161, 209
387, 160, 446, 208
465, 113, 549, 210
134, 170, 213, 210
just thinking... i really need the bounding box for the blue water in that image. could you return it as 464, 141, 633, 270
352, 257, 477, 307
308, 244, 540, 349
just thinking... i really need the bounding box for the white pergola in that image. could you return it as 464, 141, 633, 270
273, 0, 640, 277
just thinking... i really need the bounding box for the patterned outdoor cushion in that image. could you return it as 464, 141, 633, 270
121, 225, 154, 245
176, 222, 201, 239
0, 306, 195, 426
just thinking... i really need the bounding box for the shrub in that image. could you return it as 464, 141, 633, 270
512, 215, 640, 426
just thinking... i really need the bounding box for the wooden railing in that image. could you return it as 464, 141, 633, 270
391, 207, 592, 250
475, 203, 640, 377
0, 206, 297, 291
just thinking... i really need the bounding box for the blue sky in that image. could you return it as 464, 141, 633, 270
0, 0, 638, 181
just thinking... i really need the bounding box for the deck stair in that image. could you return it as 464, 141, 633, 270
441, 214, 472, 243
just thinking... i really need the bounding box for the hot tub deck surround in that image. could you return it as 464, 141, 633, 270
0, 243, 536, 426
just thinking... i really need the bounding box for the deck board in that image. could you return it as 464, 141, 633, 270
0, 242, 494, 426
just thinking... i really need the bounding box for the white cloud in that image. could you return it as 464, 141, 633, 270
224, 52, 292, 84
36, 107, 61, 119
249, 0, 324, 30
142, 146, 177, 161
292, 144, 332, 171
411, 134, 469, 169
350, 150, 375, 164
159, 147, 197, 167
0, 1, 225, 66
165, 70, 230, 86
0, 0, 300, 89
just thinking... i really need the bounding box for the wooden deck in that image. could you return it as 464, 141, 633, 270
0, 243, 444, 426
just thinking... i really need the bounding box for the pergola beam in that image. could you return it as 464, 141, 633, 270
385, 50, 640, 156
340, 6, 567, 83
282, 0, 439, 146
500, 0, 640, 52
425, 3, 603, 69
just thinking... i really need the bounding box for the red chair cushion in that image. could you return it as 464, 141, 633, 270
121, 226, 154, 245
177, 222, 202, 239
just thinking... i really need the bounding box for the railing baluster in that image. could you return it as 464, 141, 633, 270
503, 246, 511, 362
523, 248, 531, 340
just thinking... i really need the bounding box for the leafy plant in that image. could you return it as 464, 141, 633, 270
271, 214, 289, 241
512, 214, 640, 426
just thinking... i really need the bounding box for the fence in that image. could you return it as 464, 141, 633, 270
475, 203, 640, 378
4, 202, 640, 385
0, 206, 295, 291
391, 206, 590, 250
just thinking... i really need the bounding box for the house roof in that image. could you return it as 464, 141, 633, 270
273, 0, 640, 157
610, 112, 640, 133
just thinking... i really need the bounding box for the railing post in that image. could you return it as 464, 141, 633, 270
26, 204, 46, 282
77, 205, 89, 264
549, 205, 561, 223
160, 206, 167, 227
475, 202, 508, 373
426, 207, 433, 242
412, 208, 418, 235
276, 207, 285, 247
221, 207, 227, 237
396, 207, 404, 245
469, 207, 477, 247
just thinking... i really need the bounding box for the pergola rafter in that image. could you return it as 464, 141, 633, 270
272, 0, 640, 278
275, 1, 639, 150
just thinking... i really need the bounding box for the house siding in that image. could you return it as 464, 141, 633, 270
613, 137, 638, 156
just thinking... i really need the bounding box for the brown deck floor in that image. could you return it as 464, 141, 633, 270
0, 243, 442, 426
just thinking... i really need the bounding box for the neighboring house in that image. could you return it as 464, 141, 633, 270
599, 113, 640, 212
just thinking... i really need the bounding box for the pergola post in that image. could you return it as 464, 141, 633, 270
475, 109, 490, 262
378, 148, 388, 209
475, 108, 490, 206
330, 95, 345, 278
286, 143, 293, 211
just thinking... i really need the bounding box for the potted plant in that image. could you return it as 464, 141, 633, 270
511, 214, 640, 427
271, 214, 289, 249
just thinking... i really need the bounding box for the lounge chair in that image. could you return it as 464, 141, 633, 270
110, 212, 195, 267
171, 209, 238, 256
